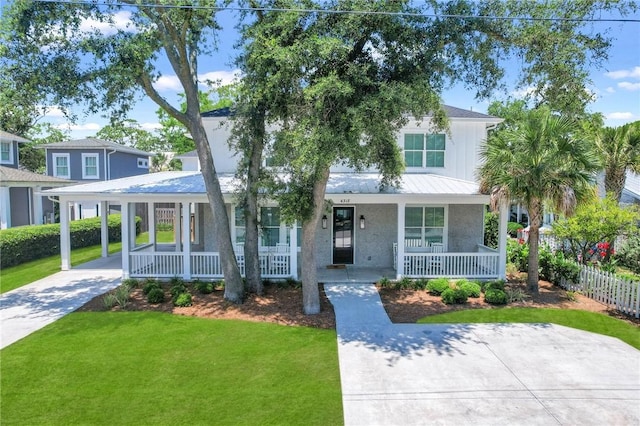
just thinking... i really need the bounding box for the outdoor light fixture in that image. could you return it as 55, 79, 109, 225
322, 215, 327, 229
360, 215, 365, 229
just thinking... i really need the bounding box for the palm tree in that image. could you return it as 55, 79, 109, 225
593, 121, 640, 202
478, 107, 599, 293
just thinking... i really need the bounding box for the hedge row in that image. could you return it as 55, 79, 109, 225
0, 214, 141, 268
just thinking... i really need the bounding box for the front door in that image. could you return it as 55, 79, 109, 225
333, 207, 354, 264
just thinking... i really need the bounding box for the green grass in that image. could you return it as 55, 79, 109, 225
418, 308, 640, 349
0, 312, 343, 425
0, 231, 175, 294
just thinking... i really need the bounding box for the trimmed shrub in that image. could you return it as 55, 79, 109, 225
194, 279, 213, 294
441, 287, 468, 305
173, 292, 192, 307
170, 283, 188, 299
147, 287, 165, 304
142, 279, 161, 295
482, 279, 505, 292
457, 280, 481, 298
122, 278, 139, 290
0, 214, 141, 268
507, 238, 528, 272
426, 278, 450, 295
414, 278, 429, 291
396, 276, 413, 290
485, 289, 508, 305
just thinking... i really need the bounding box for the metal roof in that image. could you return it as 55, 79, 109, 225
0, 166, 74, 186
37, 138, 153, 156
43, 171, 482, 198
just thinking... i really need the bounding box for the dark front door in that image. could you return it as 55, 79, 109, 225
333, 207, 354, 264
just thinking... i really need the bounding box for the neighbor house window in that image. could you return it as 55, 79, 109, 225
0, 142, 12, 164
404, 133, 445, 167
52, 154, 70, 178
404, 206, 445, 247
137, 158, 149, 169
234, 206, 245, 244
260, 207, 281, 247
81, 153, 99, 179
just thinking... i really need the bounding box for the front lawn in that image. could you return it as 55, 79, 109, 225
0, 312, 343, 425
418, 308, 640, 349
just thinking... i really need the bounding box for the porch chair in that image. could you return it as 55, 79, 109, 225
429, 242, 444, 274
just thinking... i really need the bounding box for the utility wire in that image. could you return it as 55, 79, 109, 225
31, 0, 640, 23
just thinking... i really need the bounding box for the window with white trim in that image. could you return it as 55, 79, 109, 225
137, 158, 149, 169
0, 142, 12, 164
405, 206, 445, 247
260, 207, 281, 247
234, 206, 245, 244
404, 133, 446, 167
52, 154, 70, 178
82, 153, 99, 179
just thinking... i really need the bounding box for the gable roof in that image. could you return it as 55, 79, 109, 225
0, 130, 31, 144
37, 138, 153, 156
0, 166, 74, 186
201, 105, 501, 122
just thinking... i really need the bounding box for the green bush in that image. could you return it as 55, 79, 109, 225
142, 279, 161, 295
173, 292, 192, 307
377, 277, 392, 288
194, 279, 213, 294
483, 212, 498, 248
441, 287, 468, 305
414, 278, 429, 290
147, 287, 165, 304
0, 214, 141, 268
426, 278, 450, 295
457, 280, 481, 298
507, 238, 528, 272
122, 278, 139, 290
113, 285, 132, 309
485, 289, 508, 305
396, 276, 413, 290
170, 282, 188, 299
507, 222, 523, 237
102, 293, 117, 310
616, 232, 640, 274
482, 279, 505, 292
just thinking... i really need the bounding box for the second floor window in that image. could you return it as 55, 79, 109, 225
0, 142, 12, 164
404, 133, 446, 168
82, 154, 99, 179
52, 154, 70, 178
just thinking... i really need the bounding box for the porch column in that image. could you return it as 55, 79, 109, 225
33, 186, 43, 225
182, 201, 191, 280
396, 201, 406, 280
497, 200, 509, 279
147, 202, 156, 247
60, 197, 71, 271
121, 202, 131, 279
174, 202, 180, 251
290, 222, 298, 279
0, 186, 10, 229
100, 201, 109, 258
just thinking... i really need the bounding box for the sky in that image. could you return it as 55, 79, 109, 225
34, 6, 640, 139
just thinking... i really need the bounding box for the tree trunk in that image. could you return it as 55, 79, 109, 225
300, 167, 331, 315
190, 123, 245, 303
244, 120, 265, 295
604, 167, 626, 203
526, 200, 542, 294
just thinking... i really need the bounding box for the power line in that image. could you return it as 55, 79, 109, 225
31, 0, 640, 23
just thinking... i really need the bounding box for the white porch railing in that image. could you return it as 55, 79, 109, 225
130, 251, 292, 279
401, 252, 499, 278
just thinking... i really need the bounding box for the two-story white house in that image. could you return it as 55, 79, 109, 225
45, 105, 509, 281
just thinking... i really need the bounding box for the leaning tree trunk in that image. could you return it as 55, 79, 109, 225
526, 200, 542, 294
300, 167, 331, 315
605, 167, 626, 203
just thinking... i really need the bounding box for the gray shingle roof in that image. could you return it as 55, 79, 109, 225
37, 138, 153, 156
0, 166, 74, 186
0, 130, 31, 144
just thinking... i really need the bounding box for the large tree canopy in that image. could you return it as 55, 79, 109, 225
1, 0, 245, 302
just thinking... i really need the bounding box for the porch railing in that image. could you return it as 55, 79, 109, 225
401, 252, 499, 279
129, 251, 292, 279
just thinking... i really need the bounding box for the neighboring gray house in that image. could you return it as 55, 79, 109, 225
0, 131, 72, 229
40, 138, 152, 219
45, 106, 511, 281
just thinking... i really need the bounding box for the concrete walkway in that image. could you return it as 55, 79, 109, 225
325, 283, 640, 426
0, 255, 122, 349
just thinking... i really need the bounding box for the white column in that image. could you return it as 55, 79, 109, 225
60, 197, 71, 271
121, 202, 130, 279
129, 203, 137, 248
174, 202, 181, 251
100, 201, 109, 258
396, 202, 406, 280
147, 202, 156, 247
182, 202, 191, 279
33, 186, 43, 225
497, 201, 509, 279
290, 222, 298, 279
0, 186, 10, 229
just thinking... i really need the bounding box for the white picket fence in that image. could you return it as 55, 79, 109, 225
560, 264, 640, 318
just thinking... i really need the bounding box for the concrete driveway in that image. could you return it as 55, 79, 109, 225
325, 283, 640, 426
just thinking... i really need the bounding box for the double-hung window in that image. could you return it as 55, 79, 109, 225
234, 206, 246, 244
0, 142, 12, 164
52, 154, 70, 179
82, 153, 99, 179
404, 206, 445, 247
260, 207, 281, 247
404, 133, 446, 168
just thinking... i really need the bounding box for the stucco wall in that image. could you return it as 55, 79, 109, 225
448, 204, 484, 252
353, 204, 397, 268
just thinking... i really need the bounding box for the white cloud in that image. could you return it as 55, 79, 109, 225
198, 69, 242, 87
140, 122, 162, 131
510, 86, 536, 98
605, 87, 615, 93
41, 105, 65, 118
56, 122, 102, 132
606, 112, 634, 120
153, 75, 183, 91
605, 66, 640, 80
79, 11, 134, 36
618, 81, 640, 91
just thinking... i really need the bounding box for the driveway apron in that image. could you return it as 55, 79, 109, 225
325, 283, 640, 426
1, 255, 122, 349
